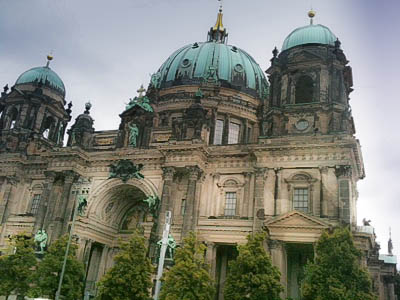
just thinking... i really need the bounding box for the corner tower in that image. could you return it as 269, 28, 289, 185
0, 55, 72, 153
263, 11, 354, 137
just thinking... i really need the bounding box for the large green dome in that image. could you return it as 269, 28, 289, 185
15, 66, 65, 96
282, 24, 337, 51
152, 41, 268, 99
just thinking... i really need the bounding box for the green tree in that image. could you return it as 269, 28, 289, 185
301, 227, 377, 300
96, 230, 153, 300
31, 235, 85, 300
224, 232, 283, 300
159, 232, 215, 300
0, 234, 37, 299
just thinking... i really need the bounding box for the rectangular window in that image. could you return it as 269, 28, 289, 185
181, 199, 186, 216
228, 122, 240, 144
30, 194, 41, 215
224, 192, 237, 216
214, 119, 224, 145
293, 188, 308, 212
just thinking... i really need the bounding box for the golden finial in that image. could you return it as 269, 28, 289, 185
46, 52, 53, 67
308, 9, 316, 25
213, 0, 224, 32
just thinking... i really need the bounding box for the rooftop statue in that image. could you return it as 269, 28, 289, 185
77, 195, 88, 216
143, 195, 160, 216
125, 85, 153, 112
34, 229, 48, 254
363, 218, 371, 226
128, 123, 139, 147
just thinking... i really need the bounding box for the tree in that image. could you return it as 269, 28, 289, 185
96, 230, 153, 300
31, 235, 85, 300
0, 234, 37, 299
301, 227, 377, 300
159, 232, 215, 300
224, 232, 283, 300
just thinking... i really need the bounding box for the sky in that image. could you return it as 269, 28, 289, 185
0, 0, 399, 261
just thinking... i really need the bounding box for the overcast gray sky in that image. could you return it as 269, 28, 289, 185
0, 0, 399, 261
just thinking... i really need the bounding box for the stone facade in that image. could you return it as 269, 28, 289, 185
0, 11, 397, 300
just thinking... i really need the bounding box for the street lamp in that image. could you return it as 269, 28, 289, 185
55, 178, 86, 300
153, 210, 172, 300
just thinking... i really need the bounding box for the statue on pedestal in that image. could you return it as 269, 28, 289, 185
34, 229, 48, 253
157, 234, 177, 260
129, 123, 139, 147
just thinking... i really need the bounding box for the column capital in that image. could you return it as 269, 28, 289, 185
62, 170, 78, 184
44, 171, 57, 183
335, 165, 352, 178
254, 167, 269, 179
267, 239, 282, 250
5, 175, 19, 185
162, 167, 175, 181
186, 166, 202, 181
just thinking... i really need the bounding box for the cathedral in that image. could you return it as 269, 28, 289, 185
0, 6, 397, 300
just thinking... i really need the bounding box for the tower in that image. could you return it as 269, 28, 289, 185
0, 55, 72, 153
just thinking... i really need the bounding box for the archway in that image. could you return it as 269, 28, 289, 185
84, 183, 153, 296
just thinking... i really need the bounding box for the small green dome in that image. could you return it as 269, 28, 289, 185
15, 66, 65, 96
152, 41, 268, 99
282, 24, 337, 51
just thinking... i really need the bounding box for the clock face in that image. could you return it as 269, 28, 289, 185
295, 119, 309, 131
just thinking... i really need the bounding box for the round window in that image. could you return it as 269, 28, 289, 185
295, 119, 309, 131
181, 59, 191, 68
234, 64, 244, 73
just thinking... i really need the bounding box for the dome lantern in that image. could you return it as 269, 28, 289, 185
207, 2, 228, 43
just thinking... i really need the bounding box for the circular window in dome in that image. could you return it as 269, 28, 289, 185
295, 119, 309, 131
234, 64, 244, 73
181, 59, 191, 68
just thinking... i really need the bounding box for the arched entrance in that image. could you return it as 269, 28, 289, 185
83, 182, 156, 297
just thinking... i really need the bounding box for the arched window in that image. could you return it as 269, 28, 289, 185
41, 116, 55, 139
285, 173, 317, 214
8, 107, 18, 129
295, 75, 314, 104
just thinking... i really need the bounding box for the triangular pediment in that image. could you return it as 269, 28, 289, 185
265, 210, 330, 229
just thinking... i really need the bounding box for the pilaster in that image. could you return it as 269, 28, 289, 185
33, 172, 56, 232
182, 166, 201, 238
253, 167, 267, 230
52, 172, 76, 239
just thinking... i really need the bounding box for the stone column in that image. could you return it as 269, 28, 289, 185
269, 239, 287, 298
52, 172, 76, 239
182, 166, 201, 238
335, 165, 352, 224
241, 172, 251, 217
0, 176, 16, 224
253, 168, 267, 230
264, 169, 276, 216
319, 166, 328, 217
96, 245, 110, 282
206, 242, 217, 279
33, 172, 56, 232
274, 168, 282, 215
156, 167, 175, 235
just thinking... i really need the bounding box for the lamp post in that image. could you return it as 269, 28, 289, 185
55, 180, 83, 300
153, 210, 172, 300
